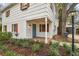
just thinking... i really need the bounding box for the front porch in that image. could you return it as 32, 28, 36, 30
26, 18, 51, 43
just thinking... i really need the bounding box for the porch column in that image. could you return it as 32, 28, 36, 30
45, 17, 48, 44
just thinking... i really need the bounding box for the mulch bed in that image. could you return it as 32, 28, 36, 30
59, 46, 66, 56
4, 43, 68, 56
4, 43, 49, 56
4, 43, 32, 56
35, 44, 49, 56
0, 51, 5, 56
0, 40, 70, 56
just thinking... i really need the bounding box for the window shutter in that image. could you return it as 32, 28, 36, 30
6, 10, 10, 17
20, 3, 30, 10
39, 24, 41, 32
16, 24, 18, 33
12, 24, 14, 32
47, 24, 49, 32
4, 25, 7, 32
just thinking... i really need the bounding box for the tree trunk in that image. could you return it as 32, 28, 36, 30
58, 8, 62, 35
61, 4, 67, 36
58, 4, 67, 36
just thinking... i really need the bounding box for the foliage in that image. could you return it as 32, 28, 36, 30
7, 38, 17, 44
49, 42, 60, 56
7, 32, 12, 39
63, 44, 79, 56
5, 51, 17, 56
0, 24, 2, 32
19, 40, 30, 48
71, 45, 79, 56
0, 44, 18, 56
63, 43, 72, 55
20, 42, 30, 48
74, 48, 79, 56
32, 43, 41, 52
0, 45, 9, 52
0, 32, 12, 40
12, 39, 30, 48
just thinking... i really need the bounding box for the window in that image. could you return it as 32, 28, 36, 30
39, 24, 49, 32
20, 3, 30, 10
12, 24, 18, 33
3, 25, 7, 32
6, 10, 10, 17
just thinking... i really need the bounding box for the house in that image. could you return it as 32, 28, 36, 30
66, 19, 78, 34
1, 3, 58, 43
66, 12, 79, 35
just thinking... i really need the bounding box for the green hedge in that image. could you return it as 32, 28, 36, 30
0, 32, 12, 40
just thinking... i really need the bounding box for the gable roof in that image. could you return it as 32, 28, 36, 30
1, 3, 17, 13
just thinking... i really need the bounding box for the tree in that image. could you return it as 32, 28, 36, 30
55, 3, 67, 36
55, 3, 77, 37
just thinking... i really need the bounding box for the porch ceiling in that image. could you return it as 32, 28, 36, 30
27, 18, 51, 23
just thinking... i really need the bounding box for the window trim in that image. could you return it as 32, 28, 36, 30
39, 24, 49, 32
12, 24, 18, 33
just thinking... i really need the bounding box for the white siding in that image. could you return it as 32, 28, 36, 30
2, 3, 57, 39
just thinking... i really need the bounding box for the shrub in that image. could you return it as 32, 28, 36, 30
32, 43, 41, 52
19, 40, 30, 48
7, 32, 12, 39
14, 39, 20, 45
63, 44, 79, 56
13, 39, 31, 48
74, 48, 79, 56
71, 45, 79, 56
0, 32, 12, 40
0, 45, 9, 52
20, 42, 29, 48
63, 44, 72, 55
49, 42, 60, 56
5, 51, 17, 56
0, 44, 17, 56
7, 38, 17, 44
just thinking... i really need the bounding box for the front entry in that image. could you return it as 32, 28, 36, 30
32, 24, 36, 38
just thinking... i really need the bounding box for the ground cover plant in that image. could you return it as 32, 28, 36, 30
0, 32, 12, 40
0, 43, 19, 56
48, 42, 60, 56
0, 33, 79, 56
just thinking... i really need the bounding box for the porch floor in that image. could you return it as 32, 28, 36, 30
32, 37, 51, 43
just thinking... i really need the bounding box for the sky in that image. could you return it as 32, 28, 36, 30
75, 4, 79, 11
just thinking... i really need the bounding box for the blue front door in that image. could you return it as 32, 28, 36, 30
32, 24, 36, 38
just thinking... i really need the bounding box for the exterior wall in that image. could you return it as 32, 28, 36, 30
2, 3, 57, 39
48, 4, 58, 38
